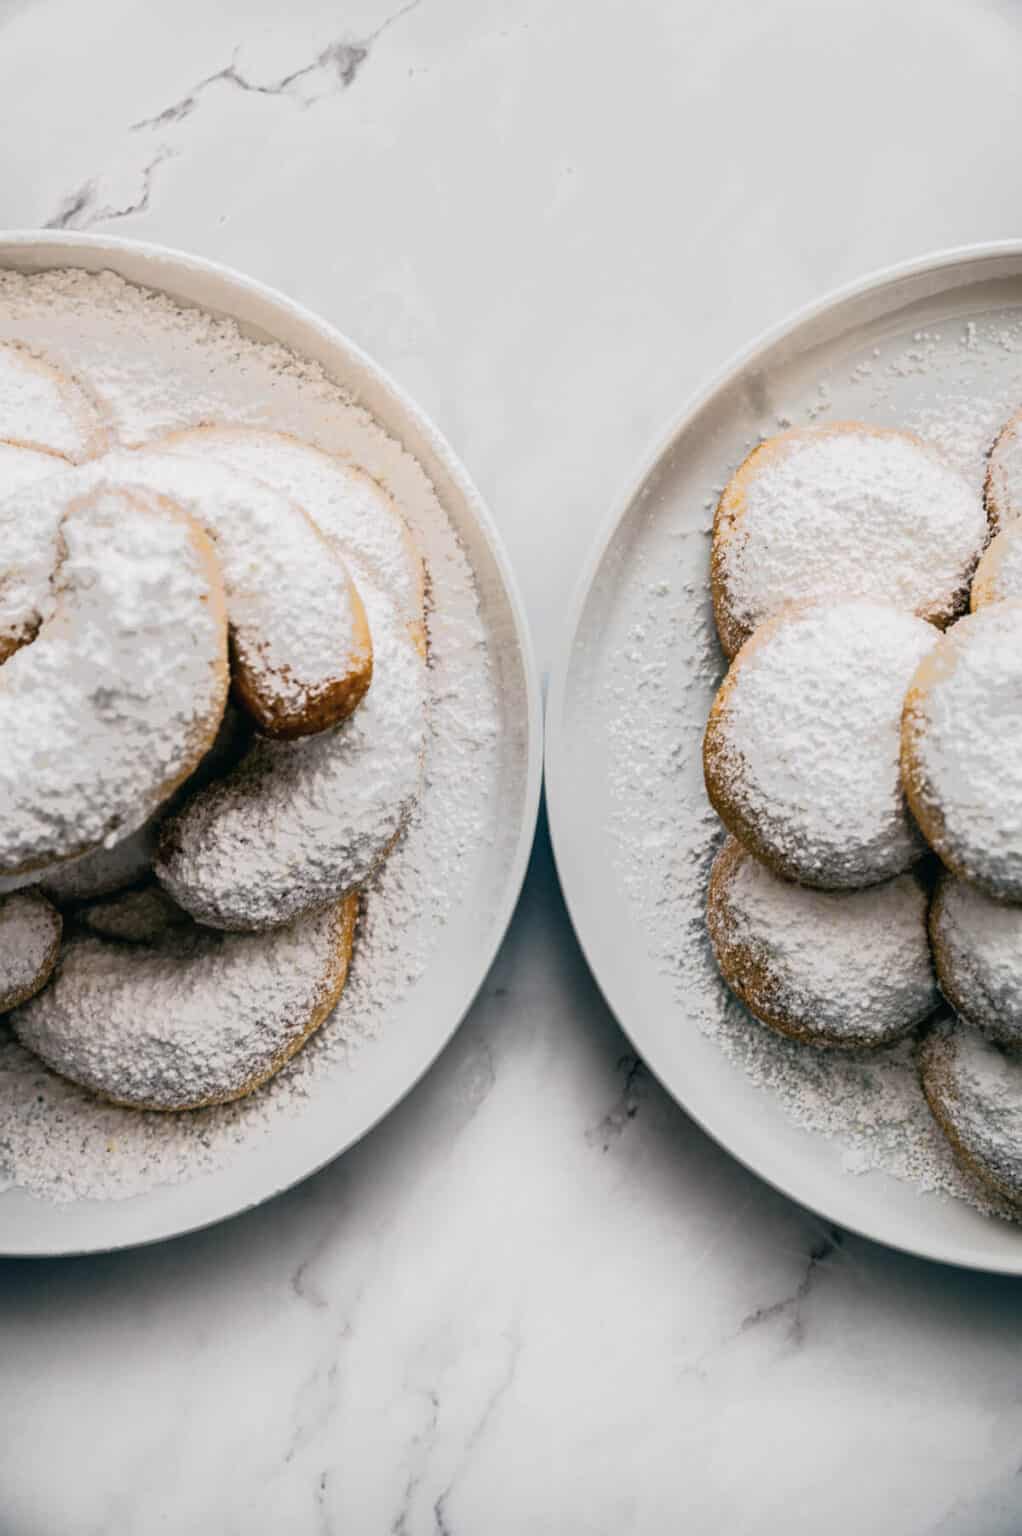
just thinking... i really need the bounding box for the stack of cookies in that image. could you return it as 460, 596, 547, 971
702, 417, 1022, 1207
0, 343, 428, 1113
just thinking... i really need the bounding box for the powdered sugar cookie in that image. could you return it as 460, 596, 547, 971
0, 342, 106, 461
0, 893, 61, 1013
704, 599, 938, 889
159, 425, 427, 655
107, 449, 373, 737
984, 407, 1022, 533
0, 483, 229, 877
707, 837, 937, 1048
0, 711, 249, 904
930, 873, 1022, 1047
712, 423, 985, 659
156, 575, 427, 930
902, 603, 1022, 901
970, 521, 1022, 611
12, 891, 358, 1110
919, 1015, 1022, 1207
25, 708, 252, 906
0, 453, 373, 738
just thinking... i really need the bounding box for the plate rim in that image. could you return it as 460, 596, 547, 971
0, 229, 543, 1257
545, 239, 1022, 1275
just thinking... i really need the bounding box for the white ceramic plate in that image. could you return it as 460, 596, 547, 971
546, 244, 1022, 1274
0, 233, 541, 1256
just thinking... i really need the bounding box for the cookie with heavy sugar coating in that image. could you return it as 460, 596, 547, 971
712, 422, 984, 659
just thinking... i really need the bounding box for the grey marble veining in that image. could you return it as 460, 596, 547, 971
46, 0, 425, 231
2, 1, 1022, 1531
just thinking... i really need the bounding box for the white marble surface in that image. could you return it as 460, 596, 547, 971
2, 1, 1022, 1531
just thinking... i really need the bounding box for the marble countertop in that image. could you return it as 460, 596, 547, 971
3, 1, 1022, 1531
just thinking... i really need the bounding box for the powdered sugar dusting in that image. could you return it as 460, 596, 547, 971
911, 394, 1007, 487
0, 269, 503, 1205
0, 441, 69, 499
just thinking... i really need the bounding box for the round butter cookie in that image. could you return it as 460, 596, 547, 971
930, 873, 1022, 1047
919, 1015, 1022, 1207
902, 603, 1022, 901
0, 892, 61, 1013
706, 836, 938, 1048
704, 599, 938, 889
712, 423, 984, 659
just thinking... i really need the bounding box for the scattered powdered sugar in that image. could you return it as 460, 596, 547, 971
904, 605, 1022, 901
0, 484, 228, 875
706, 839, 937, 1047
705, 599, 936, 888
0, 269, 502, 1205
713, 425, 985, 656
597, 310, 1022, 1222
0, 892, 61, 1011
930, 875, 1022, 1046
